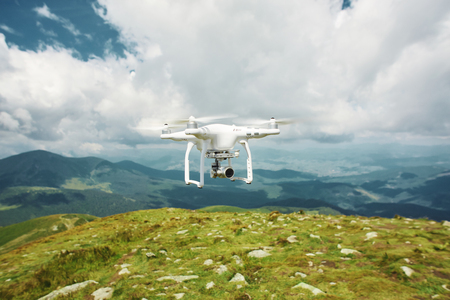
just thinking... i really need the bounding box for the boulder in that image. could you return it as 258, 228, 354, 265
146, 252, 156, 258
287, 235, 299, 243
206, 281, 215, 289
203, 259, 213, 265
91, 287, 113, 300
341, 248, 359, 255
229, 273, 248, 285
38, 280, 98, 300
365, 232, 378, 240
248, 249, 271, 258
292, 282, 324, 295
215, 265, 228, 274
401, 266, 414, 277
119, 268, 130, 275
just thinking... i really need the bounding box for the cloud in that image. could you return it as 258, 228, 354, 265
93, 0, 450, 143
34, 4, 82, 36
1, 0, 450, 158
0, 24, 21, 36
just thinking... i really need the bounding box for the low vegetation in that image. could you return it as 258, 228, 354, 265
0, 208, 449, 299
0, 214, 97, 255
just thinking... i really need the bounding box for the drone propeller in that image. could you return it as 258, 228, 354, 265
238, 117, 302, 127
133, 123, 184, 132
170, 114, 238, 125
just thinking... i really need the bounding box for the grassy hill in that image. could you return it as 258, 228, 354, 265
0, 208, 449, 299
0, 213, 97, 255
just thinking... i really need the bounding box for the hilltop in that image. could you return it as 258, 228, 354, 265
0, 208, 449, 299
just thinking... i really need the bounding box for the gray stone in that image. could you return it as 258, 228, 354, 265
119, 268, 130, 275
295, 272, 307, 278
146, 252, 156, 258
38, 280, 98, 300
215, 264, 228, 274
232, 255, 243, 266
206, 281, 215, 289
401, 266, 414, 277
341, 248, 359, 255
91, 287, 113, 300
292, 282, 324, 295
174, 293, 185, 299
365, 232, 378, 240
229, 273, 248, 284
203, 259, 213, 265
287, 235, 299, 243
248, 249, 271, 258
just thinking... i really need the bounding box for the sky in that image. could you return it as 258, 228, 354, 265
0, 0, 450, 159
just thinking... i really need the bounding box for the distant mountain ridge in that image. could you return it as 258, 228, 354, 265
0, 150, 448, 227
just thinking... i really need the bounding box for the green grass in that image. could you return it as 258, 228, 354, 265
0, 214, 97, 255
0, 209, 449, 299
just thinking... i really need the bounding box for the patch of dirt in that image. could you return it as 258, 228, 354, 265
432, 270, 450, 280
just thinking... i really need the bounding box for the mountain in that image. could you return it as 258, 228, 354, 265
0, 208, 449, 299
0, 150, 449, 227
0, 150, 103, 190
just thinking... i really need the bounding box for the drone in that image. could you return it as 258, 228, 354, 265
138, 116, 294, 188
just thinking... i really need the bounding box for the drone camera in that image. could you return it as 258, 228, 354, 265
216, 166, 234, 178
211, 160, 234, 179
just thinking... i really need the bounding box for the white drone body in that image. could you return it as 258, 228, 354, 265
160, 116, 281, 188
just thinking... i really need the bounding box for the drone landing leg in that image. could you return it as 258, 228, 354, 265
231, 140, 253, 184
198, 140, 209, 188
185, 142, 201, 187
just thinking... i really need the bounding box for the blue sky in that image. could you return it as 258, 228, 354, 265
0, 0, 450, 159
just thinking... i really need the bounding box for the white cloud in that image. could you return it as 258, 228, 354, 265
34, 4, 82, 36
92, 0, 450, 144
0, 112, 19, 131
1, 0, 450, 158
0, 24, 21, 36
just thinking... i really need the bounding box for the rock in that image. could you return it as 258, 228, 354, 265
310, 234, 321, 240
404, 258, 411, 264
157, 275, 199, 283
159, 250, 167, 255
146, 252, 156, 258
292, 282, 324, 295
174, 293, 185, 299
215, 265, 228, 274
287, 235, 299, 243
119, 268, 131, 275
121, 263, 131, 268
401, 266, 414, 277
365, 232, 378, 240
341, 249, 359, 255
443, 221, 450, 227
306, 253, 315, 257
337, 244, 342, 249
204, 259, 213, 265
232, 255, 243, 266
206, 281, 215, 289
190, 247, 207, 251
177, 230, 189, 235
38, 280, 98, 300
248, 249, 271, 258
330, 282, 336, 285
229, 273, 248, 285
295, 272, 307, 278
91, 287, 114, 300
